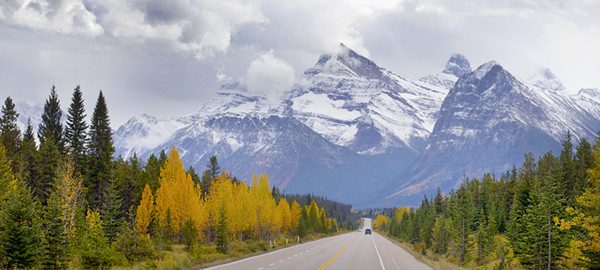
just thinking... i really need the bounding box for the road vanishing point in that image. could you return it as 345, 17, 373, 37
202, 218, 431, 270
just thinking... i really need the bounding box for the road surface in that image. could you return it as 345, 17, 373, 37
203, 218, 431, 270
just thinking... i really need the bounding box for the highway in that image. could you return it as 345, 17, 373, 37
203, 218, 431, 270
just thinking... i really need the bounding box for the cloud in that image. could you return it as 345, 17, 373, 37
1, 0, 266, 59
3, 0, 103, 36
245, 51, 295, 100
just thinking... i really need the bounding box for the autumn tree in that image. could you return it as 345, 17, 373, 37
135, 184, 154, 234
155, 147, 206, 237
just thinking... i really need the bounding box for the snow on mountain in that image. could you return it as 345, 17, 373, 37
442, 53, 472, 77
528, 68, 566, 92
15, 102, 43, 132
288, 44, 453, 155
572, 88, 600, 119
113, 46, 599, 207
379, 62, 600, 206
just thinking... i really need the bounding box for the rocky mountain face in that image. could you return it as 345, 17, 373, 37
379, 62, 600, 206
14, 44, 597, 207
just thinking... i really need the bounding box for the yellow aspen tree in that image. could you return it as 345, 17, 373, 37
232, 181, 254, 238
277, 199, 292, 233
251, 174, 276, 238
155, 147, 206, 235
290, 200, 301, 231
135, 184, 154, 234
393, 207, 411, 224
207, 172, 236, 237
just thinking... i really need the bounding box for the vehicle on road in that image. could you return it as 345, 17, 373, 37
364, 229, 372, 235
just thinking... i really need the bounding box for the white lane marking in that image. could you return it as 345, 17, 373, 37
279, 260, 285, 263
287, 256, 291, 260
371, 234, 386, 270
268, 263, 275, 267
257, 268, 264, 270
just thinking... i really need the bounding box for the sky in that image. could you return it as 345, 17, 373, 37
0, 0, 599, 127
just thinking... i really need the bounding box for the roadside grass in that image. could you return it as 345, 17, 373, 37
380, 234, 525, 270
112, 232, 348, 270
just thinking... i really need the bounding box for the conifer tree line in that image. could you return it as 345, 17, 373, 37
0, 85, 343, 269
378, 133, 600, 269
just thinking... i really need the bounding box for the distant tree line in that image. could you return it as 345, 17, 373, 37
376, 133, 600, 269
0, 85, 346, 269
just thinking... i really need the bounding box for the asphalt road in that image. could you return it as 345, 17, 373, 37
203, 218, 431, 270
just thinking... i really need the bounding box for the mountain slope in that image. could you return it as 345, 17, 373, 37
380, 62, 600, 206
288, 44, 455, 155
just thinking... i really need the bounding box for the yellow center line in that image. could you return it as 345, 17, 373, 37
317, 243, 350, 270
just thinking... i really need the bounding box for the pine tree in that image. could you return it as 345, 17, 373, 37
188, 166, 200, 185
215, 205, 229, 254
102, 179, 124, 242
207, 155, 221, 179
560, 132, 577, 200
87, 91, 114, 209
0, 180, 44, 269
0, 97, 21, 169
144, 154, 161, 190
38, 86, 64, 151
65, 85, 88, 176
556, 139, 600, 268
201, 169, 212, 200
574, 138, 594, 195
37, 137, 61, 204
0, 144, 14, 202
42, 191, 68, 269
21, 119, 39, 192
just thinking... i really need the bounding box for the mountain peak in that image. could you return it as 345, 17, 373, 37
307, 43, 383, 80
471, 61, 501, 80
442, 53, 472, 77
578, 88, 600, 99
528, 68, 565, 92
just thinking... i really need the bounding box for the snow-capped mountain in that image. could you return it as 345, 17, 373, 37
379, 62, 600, 206
288, 44, 453, 155
113, 45, 599, 207
528, 68, 566, 92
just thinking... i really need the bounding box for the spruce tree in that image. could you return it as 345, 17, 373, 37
574, 138, 594, 194
215, 205, 229, 253
560, 132, 576, 200
144, 154, 161, 190
87, 91, 114, 209
201, 170, 212, 200
0, 180, 44, 269
0, 144, 14, 201
0, 97, 21, 169
36, 137, 61, 204
21, 119, 39, 191
102, 179, 123, 242
207, 155, 221, 179
42, 192, 68, 269
65, 85, 88, 176
38, 86, 64, 151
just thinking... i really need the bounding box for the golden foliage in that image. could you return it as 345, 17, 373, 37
135, 184, 154, 234
155, 147, 206, 234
